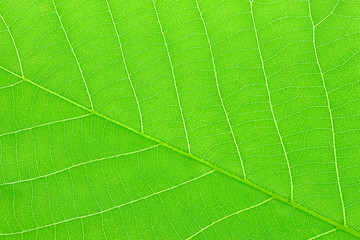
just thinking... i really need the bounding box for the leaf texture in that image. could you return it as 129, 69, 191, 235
0, 0, 360, 239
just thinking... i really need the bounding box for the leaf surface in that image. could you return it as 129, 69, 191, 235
1, 0, 360, 239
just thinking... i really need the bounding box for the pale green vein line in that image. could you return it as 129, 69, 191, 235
194, 0, 246, 179
0, 65, 20, 76
308, 228, 337, 240
0, 13, 23, 77
2, 66, 360, 238
314, 0, 341, 27
0, 144, 159, 187
0, 114, 91, 138
0, 170, 215, 236
308, 0, 346, 225
249, 0, 294, 200
0, 80, 22, 90
151, 0, 191, 153
105, 0, 143, 132
186, 198, 272, 240
51, 0, 94, 110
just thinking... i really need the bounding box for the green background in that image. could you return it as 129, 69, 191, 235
0, 0, 360, 239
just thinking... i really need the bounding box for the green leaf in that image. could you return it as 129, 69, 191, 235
0, 0, 359, 239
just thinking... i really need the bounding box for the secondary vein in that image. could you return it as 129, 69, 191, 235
151, 0, 191, 153
105, 0, 144, 132
0, 170, 215, 236
1, 66, 360, 238
195, 0, 246, 179
0, 14, 23, 77
186, 198, 272, 240
249, 0, 294, 200
52, 0, 94, 110
308, 0, 346, 225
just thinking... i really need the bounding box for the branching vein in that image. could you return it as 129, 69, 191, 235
0, 13, 24, 77
105, 0, 143, 132
151, 0, 191, 153
0, 144, 158, 187
52, 0, 94, 110
308, 0, 346, 225
0, 170, 214, 236
308, 228, 337, 240
250, 0, 294, 199
1, 66, 360, 238
0, 114, 91, 138
0, 80, 23, 90
314, 0, 341, 27
195, 0, 246, 178
186, 198, 272, 240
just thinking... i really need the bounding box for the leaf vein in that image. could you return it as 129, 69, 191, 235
151, 0, 191, 153
249, 0, 294, 200
51, 0, 94, 110
195, 0, 246, 178
0, 13, 23, 77
1, 65, 360, 238
0, 170, 214, 236
186, 198, 272, 240
308, 0, 346, 225
0, 145, 159, 187
0, 114, 91, 138
105, 0, 143, 132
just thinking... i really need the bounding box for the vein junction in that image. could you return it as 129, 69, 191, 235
1, 66, 360, 238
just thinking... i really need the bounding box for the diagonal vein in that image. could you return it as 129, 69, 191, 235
0, 145, 159, 187
0, 170, 215, 236
314, 0, 341, 27
308, 0, 346, 225
249, 0, 294, 200
0, 80, 23, 90
0, 114, 91, 138
186, 198, 272, 240
195, 0, 246, 178
308, 228, 337, 240
51, 0, 94, 110
1, 66, 360, 238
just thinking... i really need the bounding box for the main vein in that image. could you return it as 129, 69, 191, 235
1, 65, 360, 238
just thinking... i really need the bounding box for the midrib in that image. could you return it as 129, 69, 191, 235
1, 65, 360, 238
